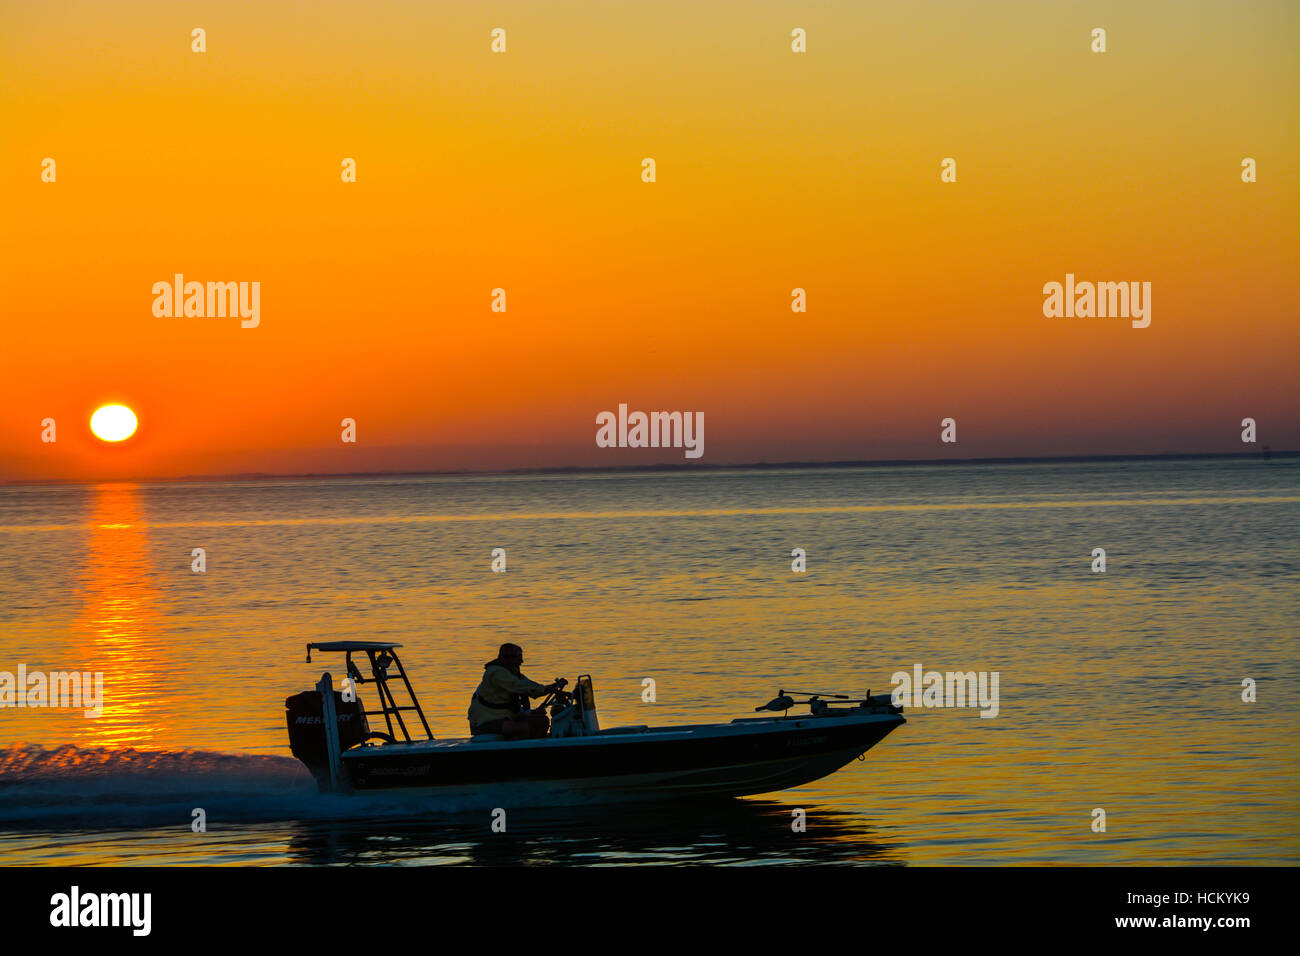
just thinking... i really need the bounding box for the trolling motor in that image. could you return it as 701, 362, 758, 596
755, 688, 902, 716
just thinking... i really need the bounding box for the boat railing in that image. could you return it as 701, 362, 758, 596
306, 642, 433, 743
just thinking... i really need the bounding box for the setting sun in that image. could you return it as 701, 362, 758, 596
90, 404, 138, 442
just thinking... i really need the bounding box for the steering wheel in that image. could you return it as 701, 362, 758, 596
538, 677, 570, 710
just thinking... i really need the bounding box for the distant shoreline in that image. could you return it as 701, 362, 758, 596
2, 449, 1294, 488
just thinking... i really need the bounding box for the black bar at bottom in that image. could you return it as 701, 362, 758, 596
1, 866, 1286, 943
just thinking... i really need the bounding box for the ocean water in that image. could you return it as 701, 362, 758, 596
0, 458, 1296, 865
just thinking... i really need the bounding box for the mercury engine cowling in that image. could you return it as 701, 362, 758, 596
286, 686, 369, 790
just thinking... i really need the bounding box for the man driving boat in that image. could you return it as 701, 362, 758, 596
468, 643, 565, 739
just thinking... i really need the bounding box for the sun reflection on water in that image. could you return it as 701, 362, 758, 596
73, 483, 169, 749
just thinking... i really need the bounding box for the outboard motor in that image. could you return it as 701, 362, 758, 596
286, 679, 369, 790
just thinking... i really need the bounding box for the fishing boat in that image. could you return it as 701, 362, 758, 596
285, 641, 905, 801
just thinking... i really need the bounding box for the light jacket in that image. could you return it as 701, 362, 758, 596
468, 662, 547, 728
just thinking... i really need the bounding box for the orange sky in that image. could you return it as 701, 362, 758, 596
1, 0, 1297, 481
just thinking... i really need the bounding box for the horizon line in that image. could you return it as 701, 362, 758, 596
1, 448, 1293, 489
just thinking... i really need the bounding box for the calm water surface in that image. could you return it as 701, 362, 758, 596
0, 459, 1296, 864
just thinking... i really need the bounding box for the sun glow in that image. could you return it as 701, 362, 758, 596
90, 405, 138, 442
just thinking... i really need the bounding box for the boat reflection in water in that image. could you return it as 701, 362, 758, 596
283, 798, 906, 866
